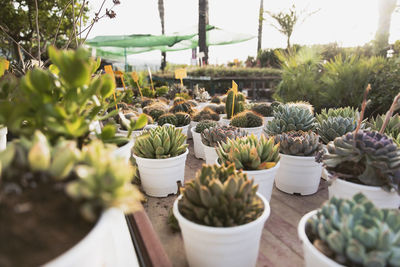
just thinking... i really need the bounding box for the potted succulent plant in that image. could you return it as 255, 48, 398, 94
230, 110, 264, 138
157, 112, 191, 137
169, 97, 193, 114
132, 125, 188, 197
143, 102, 168, 121
173, 164, 270, 267
201, 125, 246, 164
0, 131, 143, 266
274, 131, 323, 195
298, 193, 400, 267
323, 91, 400, 209
251, 103, 274, 125
222, 88, 245, 126
191, 120, 218, 160
189, 107, 220, 139
216, 134, 280, 200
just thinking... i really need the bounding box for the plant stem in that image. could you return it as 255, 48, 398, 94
354, 84, 371, 141
53, 0, 73, 46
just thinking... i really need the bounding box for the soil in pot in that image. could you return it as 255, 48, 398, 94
0, 181, 93, 267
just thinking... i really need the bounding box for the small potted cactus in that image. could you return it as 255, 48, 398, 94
298, 193, 400, 267
132, 125, 188, 197
222, 89, 245, 126
216, 134, 280, 200
173, 164, 270, 267
274, 131, 323, 195
189, 107, 220, 138
230, 110, 264, 138
169, 97, 193, 114
157, 112, 191, 137
323, 90, 400, 209
201, 125, 247, 164
191, 120, 218, 160
251, 102, 274, 125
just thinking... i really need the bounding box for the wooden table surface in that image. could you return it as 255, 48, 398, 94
143, 140, 328, 267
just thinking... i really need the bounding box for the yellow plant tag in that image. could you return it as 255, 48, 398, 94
131, 71, 139, 83
232, 80, 238, 94
0, 58, 9, 77
104, 65, 118, 111
175, 68, 187, 86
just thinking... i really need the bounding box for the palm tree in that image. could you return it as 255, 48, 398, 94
198, 0, 209, 65
257, 0, 264, 53
158, 0, 166, 70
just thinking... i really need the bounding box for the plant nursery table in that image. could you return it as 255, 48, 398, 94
143, 140, 329, 267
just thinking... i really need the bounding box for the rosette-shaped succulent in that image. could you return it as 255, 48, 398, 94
201, 126, 247, 147
217, 134, 280, 170
192, 107, 220, 122
178, 164, 264, 227
251, 103, 273, 117
157, 113, 178, 126
317, 117, 357, 144
132, 126, 188, 159
306, 193, 400, 266
369, 114, 400, 146
175, 112, 191, 127
316, 107, 359, 123
275, 130, 322, 156
264, 104, 317, 135
286, 101, 314, 114
195, 120, 218, 134
323, 130, 400, 193
230, 111, 263, 128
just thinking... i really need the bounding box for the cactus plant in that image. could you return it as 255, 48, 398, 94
211, 96, 221, 104
225, 89, 245, 119
158, 113, 178, 126
178, 164, 264, 227
323, 130, 400, 194
317, 116, 357, 144
201, 126, 247, 147
143, 102, 168, 120
141, 98, 155, 108
369, 114, 400, 146
156, 86, 169, 97
275, 130, 322, 156
251, 103, 273, 117
217, 134, 280, 170
132, 126, 188, 159
169, 99, 192, 114
175, 112, 191, 127
264, 104, 317, 135
306, 193, 400, 266
230, 111, 263, 128
192, 107, 220, 122
195, 120, 218, 133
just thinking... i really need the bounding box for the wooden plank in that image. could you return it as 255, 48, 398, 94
269, 196, 303, 227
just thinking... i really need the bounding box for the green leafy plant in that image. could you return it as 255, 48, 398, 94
118, 113, 148, 136
274, 130, 322, 156
192, 107, 220, 122
201, 126, 246, 147
264, 104, 316, 135
230, 111, 263, 128
141, 86, 155, 98
316, 107, 359, 123
132, 126, 188, 159
251, 103, 273, 117
178, 164, 264, 227
195, 120, 218, 134
306, 193, 400, 266
369, 114, 400, 146
217, 134, 280, 170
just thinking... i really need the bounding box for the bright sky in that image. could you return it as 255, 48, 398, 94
86, 0, 400, 66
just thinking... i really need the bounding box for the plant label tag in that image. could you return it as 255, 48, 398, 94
131, 72, 139, 82
104, 65, 115, 79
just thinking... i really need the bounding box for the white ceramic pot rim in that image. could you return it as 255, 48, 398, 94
279, 153, 318, 161
330, 175, 396, 193
173, 192, 270, 235
177, 124, 190, 129
236, 125, 264, 130
190, 127, 200, 134
215, 158, 280, 174
298, 210, 342, 266
132, 148, 188, 163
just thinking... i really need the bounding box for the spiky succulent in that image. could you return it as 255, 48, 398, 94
217, 134, 280, 170
169, 99, 192, 114
369, 114, 400, 146
306, 193, 400, 267
192, 107, 220, 122
275, 130, 322, 156
251, 103, 273, 117
158, 113, 178, 126
323, 130, 400, 193
175, 112, 191, 127
141, 98, 155, 108
178, 164, 264, 227
264, 104, 317, 135
318, 116, 357, 144
201, 126, 247, 147
211, 96, 221, 104
132, 126, 188, 159
143, 102, 168, 120
231, 111, 263, 128
195, 120, 218, 134
316, 107, 359, 124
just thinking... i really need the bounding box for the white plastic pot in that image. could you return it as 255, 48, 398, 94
173, 193, 270, 267
202, 143, 218, 165
133, 149, 189, 197
220, 117, 230, 126
177, 124, 189, 138
45, 208, 139, 267
191, 127, 205, 160
243, 162, 280, 201
263, 117, 274, 126
275, 154, 322, 195
89, 121, 102, 135
188, 121, 199, 139
298, 210, 342, 267
328, 177, 400, 209
0, 126, 7, 151
238, 126, 264, 138
112, 141, 134, 163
